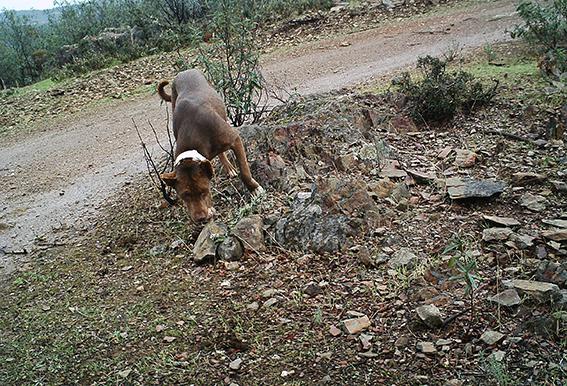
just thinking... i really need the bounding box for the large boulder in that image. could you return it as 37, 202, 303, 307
275, 177, 381, 253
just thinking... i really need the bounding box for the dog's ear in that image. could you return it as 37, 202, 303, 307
200, 160, 214, 180
160, 171, 177, 187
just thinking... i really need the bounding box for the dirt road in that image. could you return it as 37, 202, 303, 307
0, 0, 518, 274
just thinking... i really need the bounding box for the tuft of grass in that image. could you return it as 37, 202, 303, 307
482, 354, 515, 386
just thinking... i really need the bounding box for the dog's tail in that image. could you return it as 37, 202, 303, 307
157, 80, 171, 102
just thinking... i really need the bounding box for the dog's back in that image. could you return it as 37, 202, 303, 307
168, 69, 236, 157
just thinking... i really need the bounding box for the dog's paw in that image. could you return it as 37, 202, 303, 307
252, 186, 265, 197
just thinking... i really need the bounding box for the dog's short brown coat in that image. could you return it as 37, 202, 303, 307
158, 69, 262, 222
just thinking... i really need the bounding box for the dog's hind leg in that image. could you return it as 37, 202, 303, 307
219, 152, 238, 178
231, 137, 264, 196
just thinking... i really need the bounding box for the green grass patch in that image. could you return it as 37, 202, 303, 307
18, 78, 58, 93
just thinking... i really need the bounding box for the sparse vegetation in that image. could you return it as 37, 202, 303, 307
191, 0, 268, 126
512, 0, 567, 79
392, 55, 498, 125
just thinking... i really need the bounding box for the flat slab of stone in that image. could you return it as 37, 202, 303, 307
480, 330, 505, 345
519, 193, 547, 212
511, 279, 561, 303
542, 219, 567, 228
342, 315, 371, 334
483, 215, 520, 227
446, 178, 506, 200
407, 169, 436, 184
378, 160, 408, 178
512, 172, 547, 186
542, 230, 567, 242
416, 341, 436, 353
489, 289, 521, 307
388, 247, 417, 269
482, 227, 513, 242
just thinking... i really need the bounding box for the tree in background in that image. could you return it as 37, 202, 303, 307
0, 10, 39, 87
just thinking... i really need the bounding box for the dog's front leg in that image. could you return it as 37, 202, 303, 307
231, 136, 264, 196
219, 152, 238, 178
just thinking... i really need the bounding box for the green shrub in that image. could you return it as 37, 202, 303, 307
192, 0, 267, 126
512, 0, 567, 78
393, 56, 498, 125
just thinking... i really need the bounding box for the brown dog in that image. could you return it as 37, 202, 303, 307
157, 69, 263, 223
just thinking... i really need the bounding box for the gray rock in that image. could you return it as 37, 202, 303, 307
511, 234, 535, 250
490, 350, 506, 362
550, 180, 567, 194
416, 304, 444, 328
536, 260, 567, 287
233, 215, 265, 252
263, 297, 278, 307
556, 289, 567, 310
489, 289, 522, 307
150, 244, 168, 256
542, 229, 567, 242
216, 236, 244, 261
512, 172, 547, 186
480, 330, 505, 345
416, 341, 436, 353
193, 222, 226, 263
519, 193, 547, 212
395, 335, 410, 347
276, 204, 353, 253
169, 239, 185, 250
303, 282, 322, 297
542, 219, 567, 228
446, 178, 506, 200
261, 288, 278, 298
229, 358, 242, 371
511, 279, 562, 303
482, 215, 520, 227
247, 301, 259, 311
388, 247, 417, 269
482, 227, 513, 242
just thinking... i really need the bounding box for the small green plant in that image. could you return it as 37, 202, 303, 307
483, 43, 497, 62
512, 0, 567, 79
392, 56, 498, 125
483, 354, 515, 386
445, 233, 482, 323
192, 0, 268, 126
313, 307, 323, 324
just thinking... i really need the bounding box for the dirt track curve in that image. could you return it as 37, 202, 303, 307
0, 0, 518, 274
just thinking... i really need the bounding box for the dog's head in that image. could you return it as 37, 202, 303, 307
161, 158, 215, 223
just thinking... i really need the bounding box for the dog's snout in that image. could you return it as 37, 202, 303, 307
193, 209, 214, 223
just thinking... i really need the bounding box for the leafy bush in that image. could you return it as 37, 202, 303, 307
192, 0, 267, 126
393, 56, 498, 124
512, 0, 567, 78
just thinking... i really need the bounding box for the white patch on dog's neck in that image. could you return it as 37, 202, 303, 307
174, 150, 207, 167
